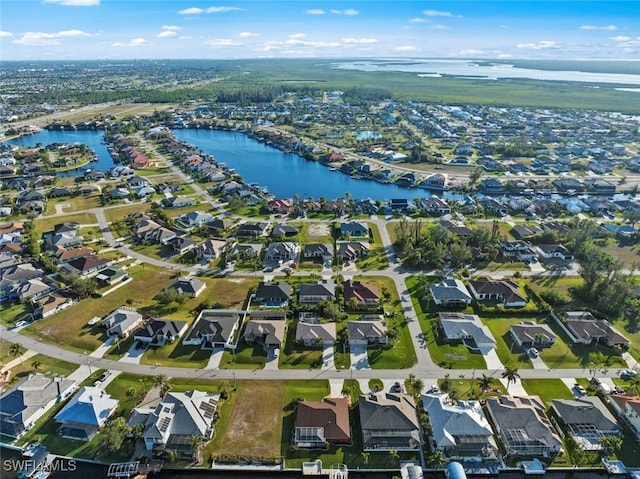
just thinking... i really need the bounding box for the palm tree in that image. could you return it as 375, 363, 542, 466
10, 344, 26, 364
389, 449, 400, 465
406, 374, 424, 397
361, 452, 370, 464
501, 365, 521, 392
188, 435, 204, 462
447, 387, 461, 405
31, 359, 42, 371
477, 374, 493, 397
153, 374, 170, 397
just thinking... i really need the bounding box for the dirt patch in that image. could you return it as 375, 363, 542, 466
308, 223, 330, 237
215, 381, 284, 458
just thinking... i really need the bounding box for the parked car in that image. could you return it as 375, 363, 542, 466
574, 384, 587, 396
391, 381, 403, 393
528, 347, 539, 358
620, 369, 638, 380
428, 384, 440, 394
590, 377, 602, 386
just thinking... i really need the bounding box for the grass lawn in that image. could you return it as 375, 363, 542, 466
526, 276, 583, 307
219, 340, 267, 369
103, 203, 151, 222
7, 354, 78, 381
25, 264, 173, 353
34, 212, 97, 233
0, 302, 34, 328
520, 378, 573, 405
481, 317, 534, 369
440, 377, 506, 400
45, 195, 102, 214
139, 342, 212, 368
355, 222, 388, 271
406, 276, 487, 370
353, 275, 417, 369
207, 380, 292, 463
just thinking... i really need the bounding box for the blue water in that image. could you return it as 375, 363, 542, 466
173, 129, 432, 200
5, 129, 115, 176
355, 130, 382, 140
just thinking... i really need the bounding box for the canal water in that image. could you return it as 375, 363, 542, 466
6, 128, 442, 201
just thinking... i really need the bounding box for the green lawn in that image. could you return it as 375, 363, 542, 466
406, 275, 487, 369
520, 378, 573, 405
8, 354, 78, 381
481, 317, 535, 369
139, 342, 212, 368
103, 203, 151, 222
0, 302, 33, 328
25, 264, 174, 353
34, 212, 97, 233
219, 341, 267, 369
355, 222, 389, 271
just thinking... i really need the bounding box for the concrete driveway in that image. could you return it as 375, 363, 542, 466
482, 349, 503, 370
206, 347, 224, 369
349, 343, 370, 370
322, 344, 335, 370
120, 342, 145, 364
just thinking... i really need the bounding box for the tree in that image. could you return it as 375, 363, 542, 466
469, 167, 483, 184
427, 450, 445, 469
153, 374, 171, 397
188, 434, 204, 462
447, 387, 460, 405
501, 365, 521, 392
599, 435, 623, 457
477, 374, 493, 397
388, 449, 400, 464
10, 343, 26, 364
440, 373, 452, 393
361, 452, 370, 464
100, 417, 131, 453
405, 374, 424, 397
31, 359, 42, 371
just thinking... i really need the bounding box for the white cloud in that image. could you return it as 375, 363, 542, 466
343, 9, 358, 16
205, 6, 241, 13
288, 33, 306, 39
459, 49, 483, 56
44, 0, 99, 5
610, 35, 632, 42
516, 40, 560, 50
580, 25, 617, 31
498, 53, 513, 58
12, 29, 92, 46
395, 45, 417, 52
158, 25, 181, 38
112, 38, 153, 48
610, 35, 640, 48
205, 38, 242, 47
423, 10, 460, 17
239, 31, 259, 38
285, 37, 341, 48
0, 31, 13, 38
178, 7, 203, 15
306, 9, 325, 15
409, 17, 429, 23
254, 40, 284, 52
430, 25, 448, 30
342, 37, 378, 44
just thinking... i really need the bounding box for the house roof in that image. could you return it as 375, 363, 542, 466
134, 318, 188, 341
358, 393, 419, 433
340, 222, 369, 236
562, 312, 629, 345
103, 308, 143, 334
64, 254, 111, 274
243, 319, 286, 346
295, 322, 336, 342
296, 398, 351, 443
346, 320, 387, 341
468, 278, 527, 304
422, 393, 496, 449
343, 279, 379, 303
611, 394, 640, 417
509, 322, 556, 344
551, 397, 620, 431
298, 281, 335, 299
255, 281, 292, 301
429, 279, 472, 303
437, 312, 496, 350
302, 243, 332, 256
55, 386, 118, 427
186, 311, 240, 344
485, 396, 562, 450
170, 277, 205, 295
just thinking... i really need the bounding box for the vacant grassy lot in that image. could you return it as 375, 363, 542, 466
103, 203, 152, 222
25, 264, 173, 353
406, 275, 486, 369
603, 241, 640, 269
34, 212, 98, 233
520, 378, 573, 405
219, 341, 266, 369
140, 342, 212, 368
8, 354, 78, 380
45, 195, 102, 215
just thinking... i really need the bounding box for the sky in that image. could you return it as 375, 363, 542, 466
1, 0, 639, 61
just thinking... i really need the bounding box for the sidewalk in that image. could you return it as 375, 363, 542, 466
1, 350, 38, 372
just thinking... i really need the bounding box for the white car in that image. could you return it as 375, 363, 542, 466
574, 384, 587, 396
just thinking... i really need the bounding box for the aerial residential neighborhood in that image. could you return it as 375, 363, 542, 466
1, 35, 640, 479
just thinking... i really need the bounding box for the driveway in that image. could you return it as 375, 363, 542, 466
120, 342, 146, 364
322, 344, 335, 370
206, 347, 225, 369
349, 343, 370, 370
264, 348, 280, 370
529, 353, 549, 370
482, 349, 503, 370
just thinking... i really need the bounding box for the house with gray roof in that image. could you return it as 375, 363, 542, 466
358, 393, 421, 451
254, 281, 292, 307
55, 386, 119, 441
243, 319, 286, 348
340, 221, 369, 239
485, 396, 562, 457
295, 320, 336, 347
128, 390, 220, 452
298, 280, 335, 305
133, 318, 188, 346
169, 277, 206, 298
265, 241, 299, 263
347, 319, 388, 346
302, 243, 333, 262
422, 392, 498, 459
176, 210, 214, 229
336, 241, 369, 262
559, 311, 629, 349
103, 308, 144, 338
438, 312, 496, 354
430, 279, 472, 307
183, 310, 241, 349
509, 322, 556, 349
550, 396, 621, 451
0, 374, 76, 438
468, 278, 527, 308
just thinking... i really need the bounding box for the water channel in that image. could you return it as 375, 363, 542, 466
6, 128, 444, 200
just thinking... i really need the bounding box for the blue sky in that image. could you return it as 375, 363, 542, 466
1, 0, 638, 61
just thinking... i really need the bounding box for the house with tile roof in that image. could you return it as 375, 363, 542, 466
298, 280, 335, 305
243, 319, 286, 348
509, 322, 556, 349
358, 393, 421, 451
610, 394, 640, 440
347, 319, 388, 346
343, 279, 380, 306
183, 310, 241, 349
558, 311, 629, 349
437, 312, 496, 354
295, 398, 351, 447
468, 278, 527, 308
429, 279, 473, 307
103, 308, 144, 338
133, 318, 188, 347
55, 386, 119, 441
